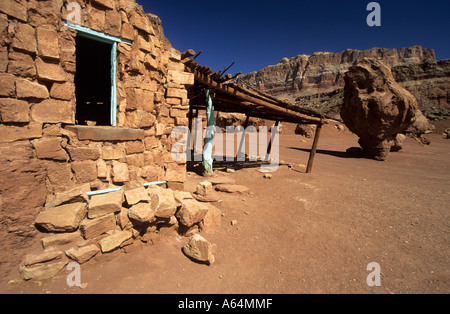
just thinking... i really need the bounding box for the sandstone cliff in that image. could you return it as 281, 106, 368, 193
294, 60, 450, 122
240, 46, 436, 100
239, 46, 450, 121
392, 60, 450, 120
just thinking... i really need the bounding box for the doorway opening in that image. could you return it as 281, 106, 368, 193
75, 35, 112, 126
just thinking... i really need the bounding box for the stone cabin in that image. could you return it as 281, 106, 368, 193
0, 0, 193, 274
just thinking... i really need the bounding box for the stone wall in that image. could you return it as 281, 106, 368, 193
0, 0, 193, 280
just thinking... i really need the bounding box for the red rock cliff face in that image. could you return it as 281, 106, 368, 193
241, 46, 436, 101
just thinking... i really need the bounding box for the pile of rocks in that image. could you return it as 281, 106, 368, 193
193, 177, 250, 203
17, 182, 221, 281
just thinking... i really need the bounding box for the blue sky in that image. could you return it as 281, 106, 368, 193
136, 0, 450, 74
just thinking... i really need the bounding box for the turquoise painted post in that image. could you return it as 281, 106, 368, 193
110, 42, 117, 126
202, 89, 215, 176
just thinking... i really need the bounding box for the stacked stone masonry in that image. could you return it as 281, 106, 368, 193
0, 0, 194, 280
21, 183, 221, 281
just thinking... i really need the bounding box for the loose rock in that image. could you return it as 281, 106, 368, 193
176, 199, 209, 227
148, 185, 178, 218
127, 202, 155, 223
45, 183, 90, 209
24, 248, 63, 266
88, 190, 124, 219
215, 184, 250, 194
173, 191, 193, 203
201, 204, 222, 233
98, 230, 133, 253
20, 261, 68, 281
195, 181, 213, 196
193, 193, 221, 203
35, 202, 87, 233
182, 234, 215, 265
65, 244, 100, 264
41, 232, 82, 249
80, 213, 116, 240
124, 187, 151, 205
209, 177, 236, 186
390, 133, 407, 152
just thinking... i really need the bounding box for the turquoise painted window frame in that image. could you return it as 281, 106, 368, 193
64, 21, 132, 127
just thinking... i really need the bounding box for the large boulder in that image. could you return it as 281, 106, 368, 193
341, 58, 418, 160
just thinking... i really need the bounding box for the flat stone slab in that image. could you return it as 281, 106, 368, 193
215, 184, 249, 194
65, 125, 144, 141
65, 244, 100, 264
20, 261, 68, 281
80, 213, 117, 240
45, 183, 91, 209
98, 230, 133, 253
24, 248, 63, 266
35, 202, 87, 233
193, 193, 221, 203
208, 177, 236, 186
88, 190, 124, 219
124, 187, 151, 206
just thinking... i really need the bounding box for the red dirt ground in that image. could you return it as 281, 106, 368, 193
1, 122, 449, 294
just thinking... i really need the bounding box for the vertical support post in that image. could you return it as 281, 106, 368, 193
202, 89, 215, 176
266, 121, 279, 156
110, 42, 117, 126
236, 115, 250, 160
306, 123, 322, 173
192, 109, 200, 161
187, 105, 194, 161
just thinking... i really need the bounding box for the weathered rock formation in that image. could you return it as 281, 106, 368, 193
240, 46, 436, 100
340, 58, 418, 161
239, 46, 450, 122
392, 60, 450, 121
293, 60, 450, 123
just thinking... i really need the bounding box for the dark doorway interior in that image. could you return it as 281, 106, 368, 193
75, 35, 112, 126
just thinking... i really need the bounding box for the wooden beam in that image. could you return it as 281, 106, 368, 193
181, 49, 196, 59
306, 123, 323, 173
191, 71, 323, 124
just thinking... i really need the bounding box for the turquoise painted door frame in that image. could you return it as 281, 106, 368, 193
64, 21, 132, 126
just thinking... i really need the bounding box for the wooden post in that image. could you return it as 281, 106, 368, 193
306, 123, 322, 173
235, 115, 250, 160
187, 105, 194, 161
266, 121, 279, 156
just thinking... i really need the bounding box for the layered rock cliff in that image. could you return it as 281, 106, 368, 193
392, 60, 450, 120
293, 59, 450, 122
239, 46, 450, 121
240, 46, 436, 100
